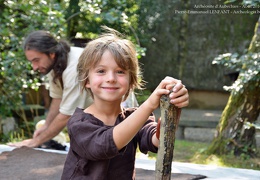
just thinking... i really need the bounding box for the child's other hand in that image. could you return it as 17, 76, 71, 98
168, 78, 189, 108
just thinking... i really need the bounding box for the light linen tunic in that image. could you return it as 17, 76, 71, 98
47, 47, 93, 115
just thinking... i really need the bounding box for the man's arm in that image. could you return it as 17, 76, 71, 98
45, 98, 61, 126
33, 98, 61, 138
8, 98, 70, 148
32, 112, 70, 147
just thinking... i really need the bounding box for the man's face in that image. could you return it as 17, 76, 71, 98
25, 49, 55, 75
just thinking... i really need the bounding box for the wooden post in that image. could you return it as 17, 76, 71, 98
155, 94, 181, 180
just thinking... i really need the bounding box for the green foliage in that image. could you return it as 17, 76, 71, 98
213, 0, 260, 96
212, 0, 260, 94
0, 0, 146, 121
0, 0, 67, 118
67, 0, 139, 41
0, 0, 146, 119
212, 51, 260, 94
1, 122, 35, 143
65, 0, 147, 58
135, 89, 151, 104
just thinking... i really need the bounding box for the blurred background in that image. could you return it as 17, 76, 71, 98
0, 0, 259, 169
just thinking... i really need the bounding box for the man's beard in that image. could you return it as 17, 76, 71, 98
41, 63, 55, 75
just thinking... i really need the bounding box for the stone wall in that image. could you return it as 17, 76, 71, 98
139, 0, 258, 92
188, 89, 229, 109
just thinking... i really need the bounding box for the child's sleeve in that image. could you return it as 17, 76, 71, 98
68, 114, 120, 161
137, 114, 158, 154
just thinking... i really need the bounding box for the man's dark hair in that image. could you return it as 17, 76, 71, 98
23, 30, 70, 87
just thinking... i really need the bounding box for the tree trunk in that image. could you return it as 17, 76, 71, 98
207, 16, 260, 157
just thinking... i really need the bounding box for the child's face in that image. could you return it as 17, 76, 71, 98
86, 50, 130, 103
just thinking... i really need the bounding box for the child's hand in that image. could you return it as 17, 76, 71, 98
146, 76, 189, 110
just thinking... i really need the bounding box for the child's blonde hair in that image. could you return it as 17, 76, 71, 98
77, 26, 143, 101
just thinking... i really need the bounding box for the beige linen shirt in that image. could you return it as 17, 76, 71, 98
47, 47, 93, 115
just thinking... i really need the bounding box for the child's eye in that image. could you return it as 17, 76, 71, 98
97, 69, 105, 74
117, 70, 125, 74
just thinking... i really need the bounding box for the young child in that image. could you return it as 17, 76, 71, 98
61, 27, 189, 180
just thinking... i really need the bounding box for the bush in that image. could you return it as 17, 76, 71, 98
0, 1, 67, 141
0, 0, 67, 119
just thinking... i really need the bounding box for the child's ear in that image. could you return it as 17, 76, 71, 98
85, 80, 91, 88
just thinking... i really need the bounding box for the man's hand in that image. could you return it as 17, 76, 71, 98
7, 139, 38, 148
33, 123, 47, 138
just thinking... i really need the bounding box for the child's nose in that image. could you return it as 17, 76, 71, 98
107, 72, 116, 82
